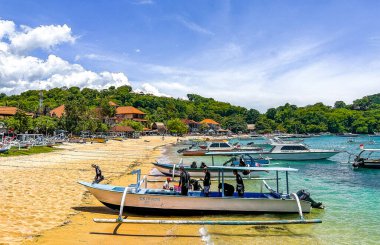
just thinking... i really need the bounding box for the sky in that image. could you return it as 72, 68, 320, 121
1, 0, 380, 112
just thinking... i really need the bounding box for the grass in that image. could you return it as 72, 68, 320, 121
0, 146, 60, 157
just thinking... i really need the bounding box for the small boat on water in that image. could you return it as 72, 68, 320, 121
352, 148, 380, 169
0, 144, 11, 153
153, 159, 268, 178
79, 166, 323, 215
337, 133, 359, 137
182, 141, 262, 156
209, 141, 340, 160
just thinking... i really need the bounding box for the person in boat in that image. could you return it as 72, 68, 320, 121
233, 169, 244, 197
190, 179, 202, 191
239, 157, 246, 166
163, 177, 171, 189
218, 183, 234, 196
202, 166, 211, 197
238, 157, 251, 175
200, 162, 207, 168
190, 161, 197, 168
179, 165, 190, 196
91, 164, 104, 184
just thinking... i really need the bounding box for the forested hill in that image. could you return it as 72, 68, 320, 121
0, 86, 379, 134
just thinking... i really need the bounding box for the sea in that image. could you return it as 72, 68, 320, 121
159, 135, 380, 245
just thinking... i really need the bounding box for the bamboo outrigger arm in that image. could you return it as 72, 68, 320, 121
94, 218, 322, 225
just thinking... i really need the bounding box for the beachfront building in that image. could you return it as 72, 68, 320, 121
0, 106, 34, 119
181, 119, 200, 133
109, 125, 138, 138
247, 124, 256, 133
114, 106, 148, 127
200, 119, 220, 130
50, 105, 65, 118
0, 106, 18, 119
152, 122, 167, 134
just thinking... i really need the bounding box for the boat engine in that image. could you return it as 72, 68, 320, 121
296, 189, 324, 209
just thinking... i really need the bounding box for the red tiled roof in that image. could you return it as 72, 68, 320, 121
50, 105, 65, 118
0, 106, 18, 115
109, 125, 134, 132
116, 106, 145, 115
200, 119, 219, 125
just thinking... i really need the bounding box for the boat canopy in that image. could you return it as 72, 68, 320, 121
361, 148, 380, 152
207, 166, 298, 172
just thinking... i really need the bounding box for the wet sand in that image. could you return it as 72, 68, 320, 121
1, 136, 200, 244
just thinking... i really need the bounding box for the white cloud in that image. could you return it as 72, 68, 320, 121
0, 19, 131, 94
133, 83, 170, 97
9, 24, 75, 53
0, 20, 15, 39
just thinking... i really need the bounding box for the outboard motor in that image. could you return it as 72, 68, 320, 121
296, 189, 324, 209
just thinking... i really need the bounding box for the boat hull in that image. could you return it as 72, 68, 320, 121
80, 182, 311, 214
246, 151, 339, 160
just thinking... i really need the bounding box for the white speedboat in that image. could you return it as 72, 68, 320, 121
208, 141, 340, 160
79, 166, 322, 215
182, 141, 262, 156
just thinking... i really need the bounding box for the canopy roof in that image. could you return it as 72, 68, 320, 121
200, 119, 219, 125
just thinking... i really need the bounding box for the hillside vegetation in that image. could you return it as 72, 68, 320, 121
0, 87, 379, 134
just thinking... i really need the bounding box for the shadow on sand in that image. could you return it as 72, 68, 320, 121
72, 206, 118, 215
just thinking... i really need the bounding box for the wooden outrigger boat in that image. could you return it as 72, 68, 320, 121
154, 151, 270, 177
79, 166, 323, 225
353, 148, 380, 169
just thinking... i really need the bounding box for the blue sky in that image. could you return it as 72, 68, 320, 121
1, 0, 380, 111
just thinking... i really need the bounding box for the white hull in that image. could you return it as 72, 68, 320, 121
81, 182, 311, 214
248, 151, 339, 160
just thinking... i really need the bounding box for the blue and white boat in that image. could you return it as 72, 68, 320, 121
79, 166, 322, 216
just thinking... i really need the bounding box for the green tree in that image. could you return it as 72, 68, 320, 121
118, 120, 144, 131
167, 118, 188, 135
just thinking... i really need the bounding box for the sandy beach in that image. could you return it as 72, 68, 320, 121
1, 136, 203, 244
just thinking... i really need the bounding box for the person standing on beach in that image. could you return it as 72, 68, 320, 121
91, 164, 104, 184
233, 169, 244, 197
179, 165, 190, 196
202, 167, 211, 197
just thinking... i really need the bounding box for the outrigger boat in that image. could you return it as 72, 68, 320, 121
79, 166, 323, 215
353, 148, 380, 169
0, 144, 11, 153
154, 152, 270, 177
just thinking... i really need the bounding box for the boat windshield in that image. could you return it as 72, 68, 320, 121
280, 145, 308, 151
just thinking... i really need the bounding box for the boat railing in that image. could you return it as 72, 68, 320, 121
261, 180, 276, 193
290, 193, 304, 220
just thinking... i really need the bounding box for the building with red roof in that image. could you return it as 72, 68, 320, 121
50, 105, 65, 118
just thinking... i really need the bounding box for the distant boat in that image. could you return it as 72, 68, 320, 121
337, 133, 359, 137
0, 144, 11, 153
153, 155, 270, 177
182, 141, 262, 156
208, 141, 340, 161
353, 148, 380, 169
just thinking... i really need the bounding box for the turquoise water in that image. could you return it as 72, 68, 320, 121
161, 136, 380, 244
